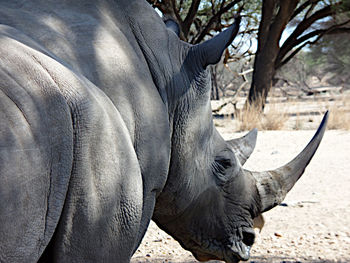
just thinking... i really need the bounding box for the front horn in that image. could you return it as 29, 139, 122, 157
247, 111, 328, 213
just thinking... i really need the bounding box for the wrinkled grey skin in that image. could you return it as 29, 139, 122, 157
0, 1, 327, 262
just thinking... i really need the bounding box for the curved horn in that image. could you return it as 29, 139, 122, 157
195, 15, 241, 68
227, 128, 257, 165
249, 111, 328, 213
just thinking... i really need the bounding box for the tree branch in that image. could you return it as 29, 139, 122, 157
277, 18, 350, 68
289, 0, 321, 22
182, 0, 201, 37
193, 0, 243, 44
210, 0, 216, 15
179, 0, 184, 13
304, 1, 318, 20
266, 1, 298, 48
277, 22, 350, 69
278, 4, 337, 61
278, 41, 310, 68
220, 0, 226, 9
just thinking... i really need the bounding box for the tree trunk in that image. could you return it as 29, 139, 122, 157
247, 51, 276, 108
246, 0, 298, 110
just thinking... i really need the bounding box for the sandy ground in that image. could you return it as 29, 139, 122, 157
131, 126, 350, 263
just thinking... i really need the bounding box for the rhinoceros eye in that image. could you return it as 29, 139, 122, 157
214, 156, 232, 170
213, 154, 233, 174
211, 151, 236, 185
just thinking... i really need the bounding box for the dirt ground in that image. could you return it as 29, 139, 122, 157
131, 125, 350, 263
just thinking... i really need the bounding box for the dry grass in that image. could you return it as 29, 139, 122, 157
328, 110, 350, 130
262, 101, 289, 130
217, 91, 350, 132
234, 103, 263, 131
292, 112, 304, 130
234, 98, 288, 131
327, 109, 350, 130
323, 95, 350, 130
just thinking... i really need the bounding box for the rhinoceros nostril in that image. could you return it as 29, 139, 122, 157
242, 230, 255, 247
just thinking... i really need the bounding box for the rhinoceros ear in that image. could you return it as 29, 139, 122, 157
196, 15, 241, 68
164, 18, 180, 37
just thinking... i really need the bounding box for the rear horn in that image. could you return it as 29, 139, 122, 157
227, 128, 257, 165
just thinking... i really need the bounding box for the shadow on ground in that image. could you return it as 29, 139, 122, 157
132, 257, 350, 263
248, 256, 349, 263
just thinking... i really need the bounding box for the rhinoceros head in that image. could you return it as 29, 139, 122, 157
153, 16, 328, 263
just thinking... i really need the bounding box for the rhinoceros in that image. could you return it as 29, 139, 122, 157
0, 0, 328, 262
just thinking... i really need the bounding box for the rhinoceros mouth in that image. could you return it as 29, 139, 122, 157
223, 241, 251, 262
189, 238, 250, 263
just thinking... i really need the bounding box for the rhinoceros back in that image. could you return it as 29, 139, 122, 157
0, 24, 143, 262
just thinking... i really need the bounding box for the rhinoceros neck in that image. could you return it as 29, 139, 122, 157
154, 95, 217, 219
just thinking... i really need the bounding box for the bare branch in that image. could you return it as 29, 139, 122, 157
193, 0, 243, 44
277, 18, 350, 68
278, 41, 310, 68
182, 0, 201, 37
239, 68, 254, 76
279, 4, 339, 61
179, 0, 184, 12
304, 2, 318, 20
220, 0, 226, 9
278, 22, 350, 68
210, 0, 216, 15
289, 0, 321, 22
265, 1, 298, 49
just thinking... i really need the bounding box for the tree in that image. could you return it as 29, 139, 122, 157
149, 0, 350, 108
248, 0, 350, 108
304, 13, 350, 88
